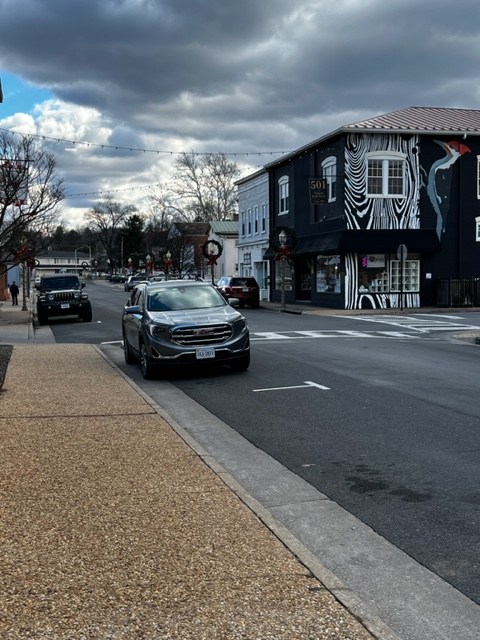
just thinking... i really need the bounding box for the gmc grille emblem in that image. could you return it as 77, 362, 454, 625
194, 328, 215, 336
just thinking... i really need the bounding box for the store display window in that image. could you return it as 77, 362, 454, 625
316, 255, 341, 293
358, 254, 420, 293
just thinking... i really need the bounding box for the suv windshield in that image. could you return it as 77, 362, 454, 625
147, 285, 224, 311
41, 277, 80, 290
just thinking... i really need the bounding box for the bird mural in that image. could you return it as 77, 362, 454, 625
427, 139, 470, 239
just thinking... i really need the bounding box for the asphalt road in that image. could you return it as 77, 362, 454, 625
171, 330, 480, 602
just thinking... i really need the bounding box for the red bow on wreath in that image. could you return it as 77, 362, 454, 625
207, 253, 219, 266
14, 246, 31, 260
274, 245, 291, 261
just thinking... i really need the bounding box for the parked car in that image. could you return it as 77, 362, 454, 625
36, 274, 92, 325
216, 276, 260, 308
124, 273, 148, 291
122, 280, 250, 379
106, 273, 126, 283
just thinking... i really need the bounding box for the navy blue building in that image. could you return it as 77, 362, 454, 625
265, 107, 480, 309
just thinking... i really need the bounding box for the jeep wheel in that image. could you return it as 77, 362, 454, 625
81, 303, 93, 322
140, 340, 156, 379
123, 333, 137, 364
37, 306, 48, 326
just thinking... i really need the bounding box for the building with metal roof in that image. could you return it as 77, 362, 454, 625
265, 107, 480, 309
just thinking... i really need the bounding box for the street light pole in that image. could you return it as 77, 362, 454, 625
164, 250, 171, 280
75, 245, 92, 275
278, 230, 287, 310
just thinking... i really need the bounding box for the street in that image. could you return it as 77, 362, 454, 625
47, 279, 480, 638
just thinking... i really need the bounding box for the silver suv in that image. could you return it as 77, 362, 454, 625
122, 281, 250, 378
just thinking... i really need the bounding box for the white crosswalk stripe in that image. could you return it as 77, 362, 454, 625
250, 316, 480, 342
333, 314, 480, 333
250, 330, 419, 341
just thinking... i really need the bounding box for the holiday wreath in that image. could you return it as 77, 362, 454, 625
201, 239, 223, 265
269, 226, 296, 261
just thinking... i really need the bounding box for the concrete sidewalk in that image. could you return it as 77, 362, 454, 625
0, 343, 381, 639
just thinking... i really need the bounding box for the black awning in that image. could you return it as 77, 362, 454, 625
290, 229, 440, 257
291, 231, 345, 256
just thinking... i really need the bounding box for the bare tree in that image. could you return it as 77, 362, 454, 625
171, 152, 240, 221
84, 197, 136, 272
0, 130, 64, 272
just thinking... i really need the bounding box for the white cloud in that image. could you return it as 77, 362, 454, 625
1, 0, 480, 226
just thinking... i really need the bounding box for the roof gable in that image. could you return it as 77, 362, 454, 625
266, 106, 480, 167
208, 220, 238, 236
344, 106, 480, 133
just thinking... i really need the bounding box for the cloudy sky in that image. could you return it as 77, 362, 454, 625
1, 0, 480, 227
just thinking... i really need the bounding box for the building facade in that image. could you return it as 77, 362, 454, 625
35, 250, 91, 277
206, 220, 238, 282
266, 107, 480, 309
236, 169, 270, 300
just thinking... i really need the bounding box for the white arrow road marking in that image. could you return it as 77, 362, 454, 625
253, 380, 330, 392
101, 340, 124, 345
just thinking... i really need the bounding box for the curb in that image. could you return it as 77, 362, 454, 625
95, 344, 402, 640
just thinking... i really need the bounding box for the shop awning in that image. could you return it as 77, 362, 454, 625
288, 229, 440, 257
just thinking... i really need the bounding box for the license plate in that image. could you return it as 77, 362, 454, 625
196, 347, 215, 360
243, 287, 249, 292
61, 303, 70, 309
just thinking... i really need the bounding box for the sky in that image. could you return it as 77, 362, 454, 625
1, 0, 480, 228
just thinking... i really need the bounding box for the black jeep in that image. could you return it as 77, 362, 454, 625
36, 274, 93, 325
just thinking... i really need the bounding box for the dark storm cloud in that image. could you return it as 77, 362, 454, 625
2, 0, 480, 151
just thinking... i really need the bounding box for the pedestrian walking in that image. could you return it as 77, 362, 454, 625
9, 281, 19, 306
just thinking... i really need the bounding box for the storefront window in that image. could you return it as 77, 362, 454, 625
358, 254, 389, 293
358, 254, 420, 293
316, 255, 341, 293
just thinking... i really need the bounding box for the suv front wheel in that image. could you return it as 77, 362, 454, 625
37, 305, 48, 326
140, 340, 156, 379
81, 303, 93, 322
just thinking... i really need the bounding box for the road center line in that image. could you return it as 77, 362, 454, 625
253, 380, 330, 392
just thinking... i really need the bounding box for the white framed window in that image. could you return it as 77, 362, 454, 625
261, 203, 267, 232
241, 211, 246, 237
477, 156, 480, 199
247, 208, 252, 235
254, 205, 259, 233
366, 152, 406, 197
390, 260, 420, 292
278, 176, 289, 214
476, 216, 480, 241
321, 156, 337, 202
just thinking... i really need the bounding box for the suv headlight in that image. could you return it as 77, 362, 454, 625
232, 317, 248, 333
148, 323, 171, 337
73, 291, 81, 299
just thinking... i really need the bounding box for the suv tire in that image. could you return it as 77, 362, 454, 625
123, 333, 137, 364
230, 352, 250, 371
37, 305, 48, 326
81, 303, 93, 322
140, 340, 156, 379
